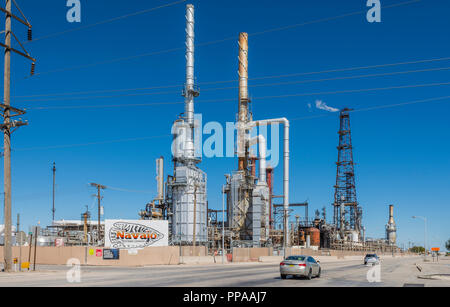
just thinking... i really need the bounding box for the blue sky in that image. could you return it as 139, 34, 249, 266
1, 0, 449, 250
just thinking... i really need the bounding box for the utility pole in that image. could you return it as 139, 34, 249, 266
90, 183, 106, 246
52, 162, 56, 223
27, 231, 32, 271
222, 185, 225, 264
17, 213, 21, 271
1, 0, 35, 272
33, 225, 37, 271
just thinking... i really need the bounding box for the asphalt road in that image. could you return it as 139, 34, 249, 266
0, 256, 449, 287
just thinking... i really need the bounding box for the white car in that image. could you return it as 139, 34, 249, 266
364, 254, 380, 265
280, 255, 321, 280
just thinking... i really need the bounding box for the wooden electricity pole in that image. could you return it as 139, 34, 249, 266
90, 183, 106, 245
1, 0, 35, 272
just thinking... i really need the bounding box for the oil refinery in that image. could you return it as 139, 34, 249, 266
9, 4, 402, 256
1, 0, 449, 290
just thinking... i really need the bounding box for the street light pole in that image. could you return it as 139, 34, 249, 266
412, 216, 427, 260
222, 185, 225, 264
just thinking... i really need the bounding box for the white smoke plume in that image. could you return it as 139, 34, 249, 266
315, 100, 339, 112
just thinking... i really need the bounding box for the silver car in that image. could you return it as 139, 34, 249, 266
280, 255, 321, 280
364, 254, 380, 265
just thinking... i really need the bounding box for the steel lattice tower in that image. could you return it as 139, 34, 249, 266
333, 108, 362, 238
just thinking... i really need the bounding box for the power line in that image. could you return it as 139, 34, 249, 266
242, 57, 450, 83
247, 81, 450, 102
106, 186, 153, 194
24, 80, 450, 110
29, 0, 421, 77
352, 95, 450, 113
16, 65, 450, 103
247, 0, 421, 37
16, 55, 450, 99
8, 94, 450, 153
26, 0, 187, 43
30, 46, 185, 77
12, 135, 170, 151
289, 95, 450, 122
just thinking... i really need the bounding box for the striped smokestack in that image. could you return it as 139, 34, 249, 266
238, 32, 249, 170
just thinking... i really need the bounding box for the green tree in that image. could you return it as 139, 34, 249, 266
410, 246, 425, 254
446, 239, 450, 251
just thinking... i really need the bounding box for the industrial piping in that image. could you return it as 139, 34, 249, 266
252, 118, 290, 248
233, 32, 290, 249
238, 32, 249, 171
184, 4, 196, 162
248, 134, 267, 183
156, 157, 164, 200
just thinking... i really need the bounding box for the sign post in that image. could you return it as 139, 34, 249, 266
431, 247, 440, 262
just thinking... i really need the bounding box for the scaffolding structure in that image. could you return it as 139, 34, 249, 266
333, 108, 363, 242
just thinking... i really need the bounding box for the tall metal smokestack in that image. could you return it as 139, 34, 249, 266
238, 32, 249, 121
156, 157, 164, 200
238, 32, 249, 171
389, 205, 395, 224
168, 3, 208, 246
183, 4, 197, 162
386, 204, 397, 245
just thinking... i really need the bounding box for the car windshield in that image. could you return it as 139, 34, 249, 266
286, 256, 306, 261
366, 254, 377, 258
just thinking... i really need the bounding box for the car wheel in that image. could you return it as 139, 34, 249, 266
317, 268, 321, 278
281, 274, 287, 280
307, 269, 312, 280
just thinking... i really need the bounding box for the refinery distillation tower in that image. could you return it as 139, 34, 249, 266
139, 4, 207, 247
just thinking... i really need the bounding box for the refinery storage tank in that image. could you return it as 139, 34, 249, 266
298, 227, 320, 247
346, 230, 359, 242
170, 166, 207, 244
304, 227, 320, 247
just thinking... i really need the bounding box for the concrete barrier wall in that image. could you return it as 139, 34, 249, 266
181, 255, 230, 264
180, 246, 207, 257
232, 247, 273, 262
0, 246, 411, 266
0, 246, 180, 266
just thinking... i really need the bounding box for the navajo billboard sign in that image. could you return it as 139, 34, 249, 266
105, 220, 168, 249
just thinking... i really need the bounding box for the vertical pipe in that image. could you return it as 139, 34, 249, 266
184, 4, 195, 161
249, 135, 267, 183
238, 32, 249, 171
252, 118, 289, 253
266, 168, 273, 229
250, 157, 256, 178
283, 122, 290, 250
238, 32, 249, 118
156, 157, 164, 200
258, 136, 266, 183
193, 185, 197, 250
